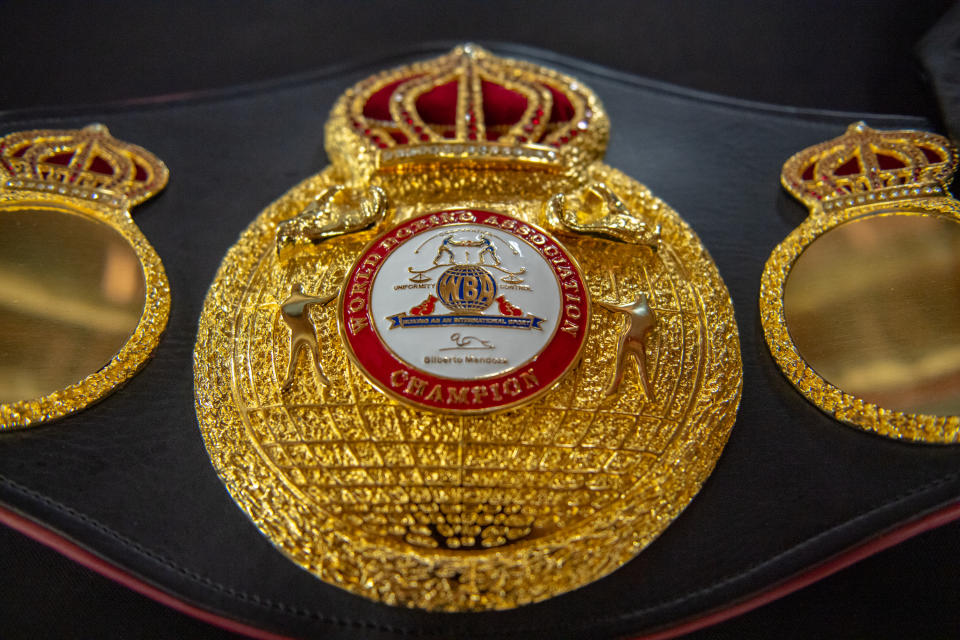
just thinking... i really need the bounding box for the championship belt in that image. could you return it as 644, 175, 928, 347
194, 45, 742, 610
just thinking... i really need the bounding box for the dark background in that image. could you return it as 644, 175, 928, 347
1, 1, 953, 119
1, 2, 958, 638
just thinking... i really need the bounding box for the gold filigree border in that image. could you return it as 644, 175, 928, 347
194, 164, 743, 610
760, 199, 960, 444
0, 192, 170, 430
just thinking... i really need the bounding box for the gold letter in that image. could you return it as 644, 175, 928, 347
348, 315, 369, 334
390, 370, 408, 387
446, 386, 470, 404
404, 376, 428, 397
560, 319, 579, 336
520, 370, 539, 389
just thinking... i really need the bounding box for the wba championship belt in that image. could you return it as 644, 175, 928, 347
3, 44, 960, 638
194, 45, 743, 610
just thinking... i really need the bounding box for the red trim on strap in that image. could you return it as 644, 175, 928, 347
0, 501, 957, 639
0, 506, 293, 640
629, 500, 960, 640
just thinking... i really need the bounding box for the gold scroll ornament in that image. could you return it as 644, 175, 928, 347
0, 125, 169, 430
762, 122, 960, 443
194, 45, 742, 610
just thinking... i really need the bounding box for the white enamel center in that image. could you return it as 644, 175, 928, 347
369, 223, 561, 380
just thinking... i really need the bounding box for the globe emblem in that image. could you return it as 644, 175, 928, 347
436, 264, 497, 312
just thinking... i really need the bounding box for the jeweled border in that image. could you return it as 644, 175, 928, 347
0, 191, 170, 430
759, 199, 960, 444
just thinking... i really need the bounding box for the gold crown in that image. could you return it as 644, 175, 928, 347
326, 45, 609, 182
781, 121, 957, 211
0, 124, 168, 207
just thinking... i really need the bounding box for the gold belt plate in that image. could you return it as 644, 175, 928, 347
194, 45, 742, 610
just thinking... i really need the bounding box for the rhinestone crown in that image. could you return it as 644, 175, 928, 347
782, 121, 956, 210
326, 45, 609, 181
0, 124, 168, 207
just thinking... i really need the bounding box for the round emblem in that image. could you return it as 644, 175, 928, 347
193, 46, 743, 612
339, 209, 590, 413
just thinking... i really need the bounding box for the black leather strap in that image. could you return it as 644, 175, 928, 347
0, 44, 957, 639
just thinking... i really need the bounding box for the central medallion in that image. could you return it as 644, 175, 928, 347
341, 209, 589, 413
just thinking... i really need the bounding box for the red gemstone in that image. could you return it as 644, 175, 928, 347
419, 133, 430, 141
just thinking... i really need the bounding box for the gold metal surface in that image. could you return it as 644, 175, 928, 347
546, 183, 661, 249
0, 125, 170, 429
596, 293, 657, 397
278, 284, 338, 389
0, 206, 145, 403
194, 46, 742, 610
784, 212, 960, 416
277, 185, 387, 260
762, 122, 960, 442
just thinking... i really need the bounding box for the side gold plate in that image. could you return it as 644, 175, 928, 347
194, 46, 742, 610
0, 125, 170, 430
761, 122, 960, 443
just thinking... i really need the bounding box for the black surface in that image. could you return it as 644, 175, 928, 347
1, 4, 959, 639
1, 1, 953, 120
3, 518, 957, 640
